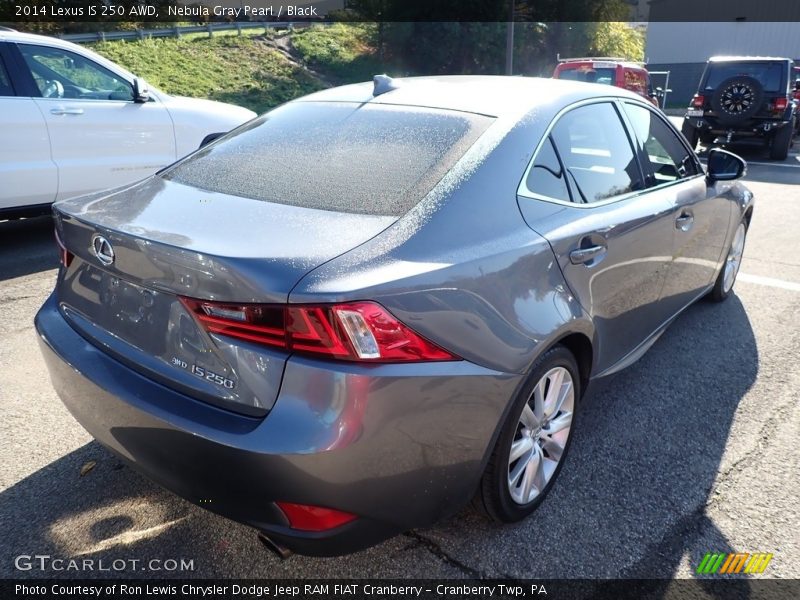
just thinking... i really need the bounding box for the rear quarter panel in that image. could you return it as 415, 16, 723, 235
290, 106, 595, 377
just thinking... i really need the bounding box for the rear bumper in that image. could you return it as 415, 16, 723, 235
683, 115, 791, 136
35, 293, 518, 555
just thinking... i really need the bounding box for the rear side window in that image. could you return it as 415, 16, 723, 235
549, 102, 643, 203
525, 137, 571, 202
0, 56, 12, 96
163, 102, 493, 216
704, 62, 785, 92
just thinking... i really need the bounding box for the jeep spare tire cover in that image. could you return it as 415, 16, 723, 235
711, 76, 764, 124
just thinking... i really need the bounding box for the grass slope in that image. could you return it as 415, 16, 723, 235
289, 23, 380, 83
88, 25, 379, 114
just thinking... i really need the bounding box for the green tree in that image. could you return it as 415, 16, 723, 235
590, 21, 644, 60
335, 0, 637, 76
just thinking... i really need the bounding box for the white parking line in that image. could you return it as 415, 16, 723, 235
738, 272, 800, 292
698, 159, 800, 169
744, 161, 800, 169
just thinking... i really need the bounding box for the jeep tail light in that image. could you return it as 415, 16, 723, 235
54, 229, 73, 268
774, 97, 788, 112
691, 95, 705, 109
276, 502, 357, 531
180, 298, 459, 363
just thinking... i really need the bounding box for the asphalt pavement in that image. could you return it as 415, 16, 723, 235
0, 145, 798, 580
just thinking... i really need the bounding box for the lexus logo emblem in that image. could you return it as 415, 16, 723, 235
91, 235, 115, 266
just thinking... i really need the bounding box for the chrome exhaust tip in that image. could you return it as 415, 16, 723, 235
258, 532, 293, 560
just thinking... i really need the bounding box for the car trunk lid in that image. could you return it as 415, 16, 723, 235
53, 178, 397, 416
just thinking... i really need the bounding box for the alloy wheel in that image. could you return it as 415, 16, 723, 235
507, 366, 575, 505
723, 223, 746, 293
721, 84, 754, 116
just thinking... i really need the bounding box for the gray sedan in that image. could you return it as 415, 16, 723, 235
35, 75, 753, 556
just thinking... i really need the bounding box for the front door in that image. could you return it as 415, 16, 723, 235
518, 101, 677, 374
620, 101, 732, 314
15, 42, 175, 201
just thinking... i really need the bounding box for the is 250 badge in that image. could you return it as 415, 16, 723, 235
171, 357, 235, 389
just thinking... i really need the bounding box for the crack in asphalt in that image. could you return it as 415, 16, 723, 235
617, 380, 798, 579
710, 398, 796, 499
0, 294, 37, 304
402, 531, 485, 578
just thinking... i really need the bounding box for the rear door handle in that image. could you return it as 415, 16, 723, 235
50, 107, 84, 116
569, 244, 607, 265
675, 212, 694, 232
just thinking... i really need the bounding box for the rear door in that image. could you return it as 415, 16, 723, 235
518, 100, 676, 374
16, 42, 175, 201
0, 42, 57, 210
620, 100, 731, 312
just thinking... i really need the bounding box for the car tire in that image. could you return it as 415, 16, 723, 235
709, 220, 748, 303
711, 76, 764, 125
681, 121, 700, 149
769, 123, 793, 160
475, 345, 580, 523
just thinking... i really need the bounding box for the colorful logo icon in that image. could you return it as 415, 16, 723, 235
696, 552, 773, 575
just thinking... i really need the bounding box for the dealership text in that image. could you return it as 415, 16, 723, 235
16, 584, 548, 597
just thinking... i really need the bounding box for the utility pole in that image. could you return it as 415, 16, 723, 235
505, 0, 514, 75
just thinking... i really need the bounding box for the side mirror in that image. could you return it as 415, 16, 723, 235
706, 148, 746, 182
133, 77, 150, 103
795, 79, 800, 91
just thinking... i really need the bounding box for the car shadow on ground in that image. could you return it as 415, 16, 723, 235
0, 216, 58, 281
0, 294, 758, 590
416, 294, 759, 586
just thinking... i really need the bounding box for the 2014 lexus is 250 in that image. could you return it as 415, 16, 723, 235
36, 76, 753, 556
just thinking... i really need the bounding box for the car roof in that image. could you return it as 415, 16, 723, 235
557, 60, 645, 69
293, 75, 645, 118
0, 29, 75, 46
709, 56, 792, 62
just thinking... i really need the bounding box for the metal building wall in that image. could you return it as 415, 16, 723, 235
647, 22, 800, 65
646, 21, 800, 107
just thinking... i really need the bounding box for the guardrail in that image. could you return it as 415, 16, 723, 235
59, 21, 314, 43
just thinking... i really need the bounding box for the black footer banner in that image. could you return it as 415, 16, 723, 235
3, 579, 800, 600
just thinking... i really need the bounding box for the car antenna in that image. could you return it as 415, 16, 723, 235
373, 74, 400, 96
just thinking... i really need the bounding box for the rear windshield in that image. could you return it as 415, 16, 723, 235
162, 102, 493, 217
704, 62, 785, 92
558, 67, 617, 86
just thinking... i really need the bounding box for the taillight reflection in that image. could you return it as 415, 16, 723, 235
54, 228, 74, 268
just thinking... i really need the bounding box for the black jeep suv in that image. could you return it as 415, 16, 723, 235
681, 56, 797, 160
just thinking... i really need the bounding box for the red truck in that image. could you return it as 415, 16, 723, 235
553, 57, 660, 107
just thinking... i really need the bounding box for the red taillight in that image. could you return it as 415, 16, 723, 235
774, 97, 788, 112
691, 94, 705, 109
181, 298, 286, 349
286, 305, 353, 358
54, 228, 73, 268
179, 298, 459, 363
276, 502, 357, 531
